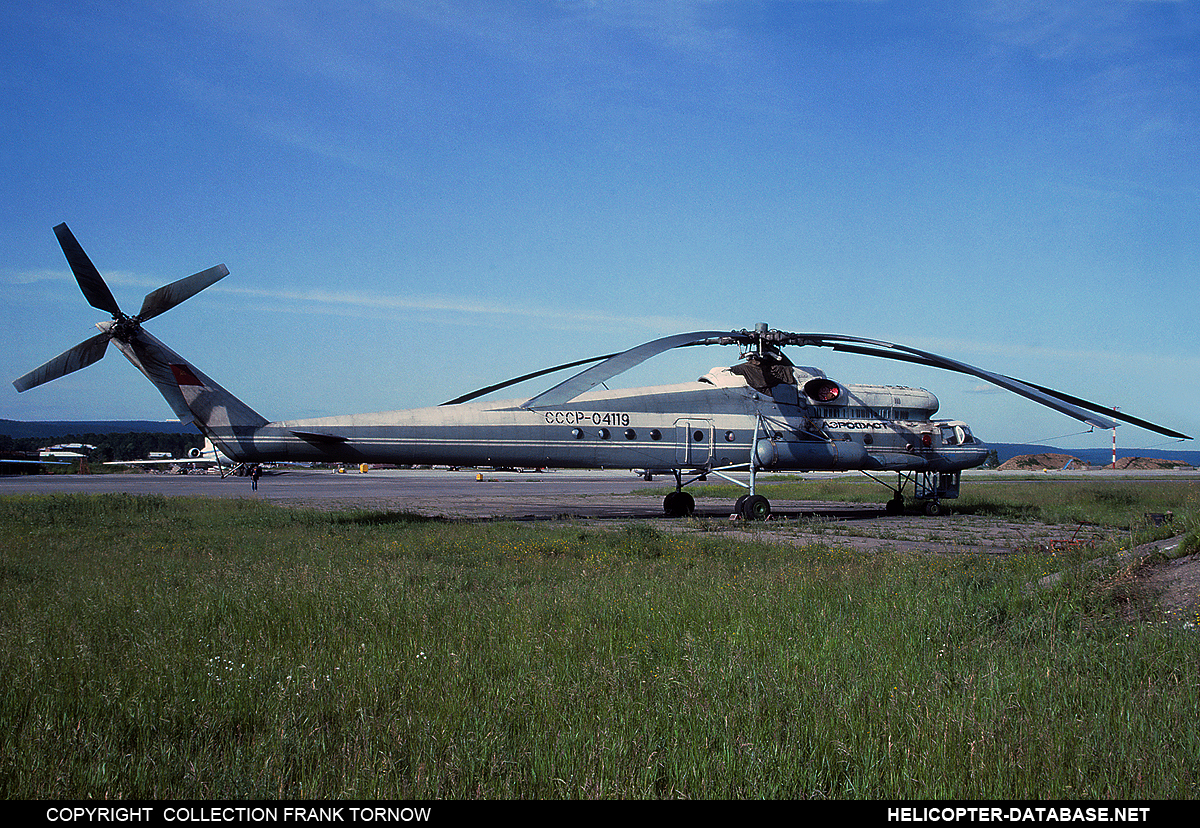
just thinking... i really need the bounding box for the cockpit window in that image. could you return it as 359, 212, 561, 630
940, 425, 974, 445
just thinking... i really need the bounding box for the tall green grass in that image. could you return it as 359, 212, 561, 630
1, 493, 1197, 799
661, 476, 1200, 529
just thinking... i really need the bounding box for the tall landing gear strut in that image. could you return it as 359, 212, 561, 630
662, 416, 779, 520
869, 470, 961, 516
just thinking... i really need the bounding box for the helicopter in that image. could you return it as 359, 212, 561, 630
14, 224, 1192, 519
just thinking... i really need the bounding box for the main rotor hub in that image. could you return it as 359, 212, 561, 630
738, 323, 787, 361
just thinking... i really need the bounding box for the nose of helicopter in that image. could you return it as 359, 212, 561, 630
956, 434, 991, 469
969, 442, 991, 467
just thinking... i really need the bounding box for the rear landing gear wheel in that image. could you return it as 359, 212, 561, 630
923, 500, 944, 516
885, 494, 905, 515
740, 494, 771, 521
663, 491, 695, 517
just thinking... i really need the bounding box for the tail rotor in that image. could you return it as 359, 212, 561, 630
12, 223, 228, 393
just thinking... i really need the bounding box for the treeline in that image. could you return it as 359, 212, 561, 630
0, 431, 204, 463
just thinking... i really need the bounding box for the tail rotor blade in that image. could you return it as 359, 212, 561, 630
54, 223, 122, 316
12, 331, 110, 392
137, 263, 229, 321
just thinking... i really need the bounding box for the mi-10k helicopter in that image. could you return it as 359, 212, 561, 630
14, 225, 1192, 519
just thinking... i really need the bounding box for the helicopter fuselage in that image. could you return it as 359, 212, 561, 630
211, 366, 990, 475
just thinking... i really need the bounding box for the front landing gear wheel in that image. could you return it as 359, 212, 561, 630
663, 491, 695, 517
885, 494, 905, 515
923, 500, 945, 516
740, 494, 771, 521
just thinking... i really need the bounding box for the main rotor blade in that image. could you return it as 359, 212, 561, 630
1008, 377, 1192, 441
442, 352, 618, 406
520, 330, 732, 409
825, 337, 1118, 428
12, 331, 110, 392
136, 263, 229, 321
54, 223, 121, 316
792, 334, 1191, 441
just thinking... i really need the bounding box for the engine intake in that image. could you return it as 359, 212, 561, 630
803, 378, 843, 403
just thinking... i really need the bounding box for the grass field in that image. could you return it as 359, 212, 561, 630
654, 474, 1200, 530
1, 487, 1198, 799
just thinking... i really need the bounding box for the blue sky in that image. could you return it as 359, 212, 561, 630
3, 0, 1197, 448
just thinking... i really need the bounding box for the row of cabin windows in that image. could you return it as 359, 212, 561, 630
815, 406, 915, 421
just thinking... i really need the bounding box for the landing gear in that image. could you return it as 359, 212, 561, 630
872, 470, 959, 516
661, 475, 772, 520
733, 494, 772, 520
915, 471, 958, 517
663, 490, 695, 517
738, 494, 771, 521
663, 413, 779, 520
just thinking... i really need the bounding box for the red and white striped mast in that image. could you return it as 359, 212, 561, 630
1112, 407, 1118, 469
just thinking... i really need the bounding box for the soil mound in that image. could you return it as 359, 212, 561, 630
1113, 456, 1193, 471
998, 453, 1084, 471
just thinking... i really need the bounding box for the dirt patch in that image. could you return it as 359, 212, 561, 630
672, 505, 1199, 626
672, 497, 1125, 554
1145, 547, 1200, 622
683, 502, 1109, 557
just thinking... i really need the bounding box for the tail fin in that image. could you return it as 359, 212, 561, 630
107, 327, 268, 437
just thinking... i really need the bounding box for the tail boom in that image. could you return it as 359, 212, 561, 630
107, 327, 269, 459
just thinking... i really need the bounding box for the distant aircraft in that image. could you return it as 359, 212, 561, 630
39, 442, 96, 459
13, 224, 1191, 518
104, 438, 240, 476
0, 453, 72, 470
